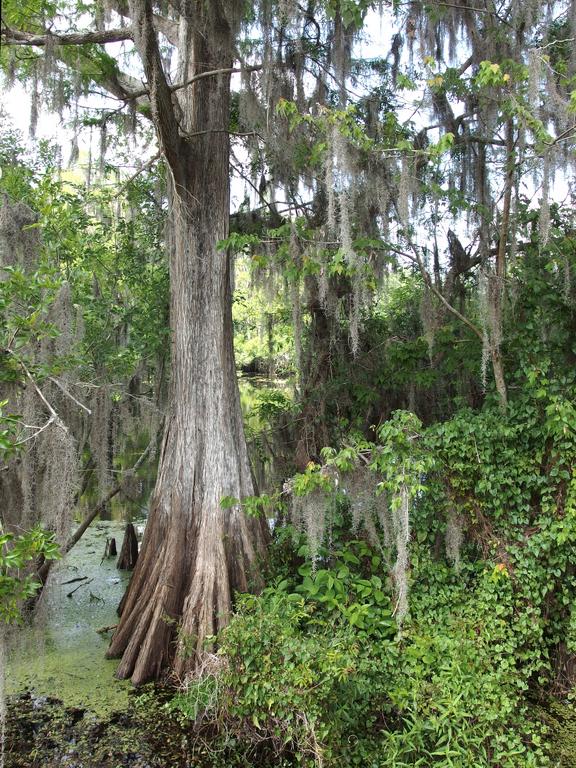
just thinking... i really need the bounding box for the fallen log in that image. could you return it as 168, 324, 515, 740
67, 578, 93, 598
96, 623, 118, 634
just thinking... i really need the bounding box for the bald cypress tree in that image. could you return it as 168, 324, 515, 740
3, 1, 271, 684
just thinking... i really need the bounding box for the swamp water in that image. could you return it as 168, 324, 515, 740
1, 519, 194, 768
6, 519, 136, 715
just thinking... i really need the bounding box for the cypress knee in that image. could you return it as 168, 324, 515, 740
117, 523, 139, 570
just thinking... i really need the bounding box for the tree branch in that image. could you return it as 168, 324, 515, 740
1, 26, 133, 46
152, 13, 179, 46
128, 0, 181, 172
124, 65, 264, 100
48, 376, 92, 415
385, 243, 484, 341
102, 0, 180, 45
15, 416, 56, 445
1, 22, 153, 115
115, 152, 162, 195
230, 156, 282, 223
171, 64, 262, 93
64, 441, 152, 555
8, 351, 70, 431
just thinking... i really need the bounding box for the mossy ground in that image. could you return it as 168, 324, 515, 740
540, 698, 576, 768
4, 688, 187, 768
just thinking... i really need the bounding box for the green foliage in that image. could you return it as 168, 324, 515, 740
475, 60, 511, 88
172, 536, 549, 767
371, 410, 432, 503
0, 264, 63, 372
384, 551, 549, 768
175, 377, 576, 766
1, 0, 57, 29
30, 174, 169, 376
292, 540, 395, 635
0, 120, 165, 524
221, 491, 281, 520
0, 114, 55, 201
325, 0, 374, 28
0, 525, 60, 623
233, 257, 294, 375
171, 541, 397, 767
0, 119, 169, 386
0, 399, 21, 460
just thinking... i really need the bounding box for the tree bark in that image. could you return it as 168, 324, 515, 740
294, 278, 332, 470
491, 119, 514, 411
106, 2, 269, 684
116, 523, 138, 570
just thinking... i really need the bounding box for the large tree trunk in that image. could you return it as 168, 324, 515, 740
107, 2, 269, 685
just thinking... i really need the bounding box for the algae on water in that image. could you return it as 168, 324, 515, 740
7, 520, 135, 716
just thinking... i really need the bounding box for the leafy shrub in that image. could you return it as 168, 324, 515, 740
171, 541, 549, 767
0, 525, 60, 623
0, 400, 61, 624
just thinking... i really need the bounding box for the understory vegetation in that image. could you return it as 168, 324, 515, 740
171, 383, 576, 767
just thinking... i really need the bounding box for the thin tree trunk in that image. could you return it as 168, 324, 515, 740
492, 119, 514, 410
107, 1, 269, 685
294, 278, 332, 470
